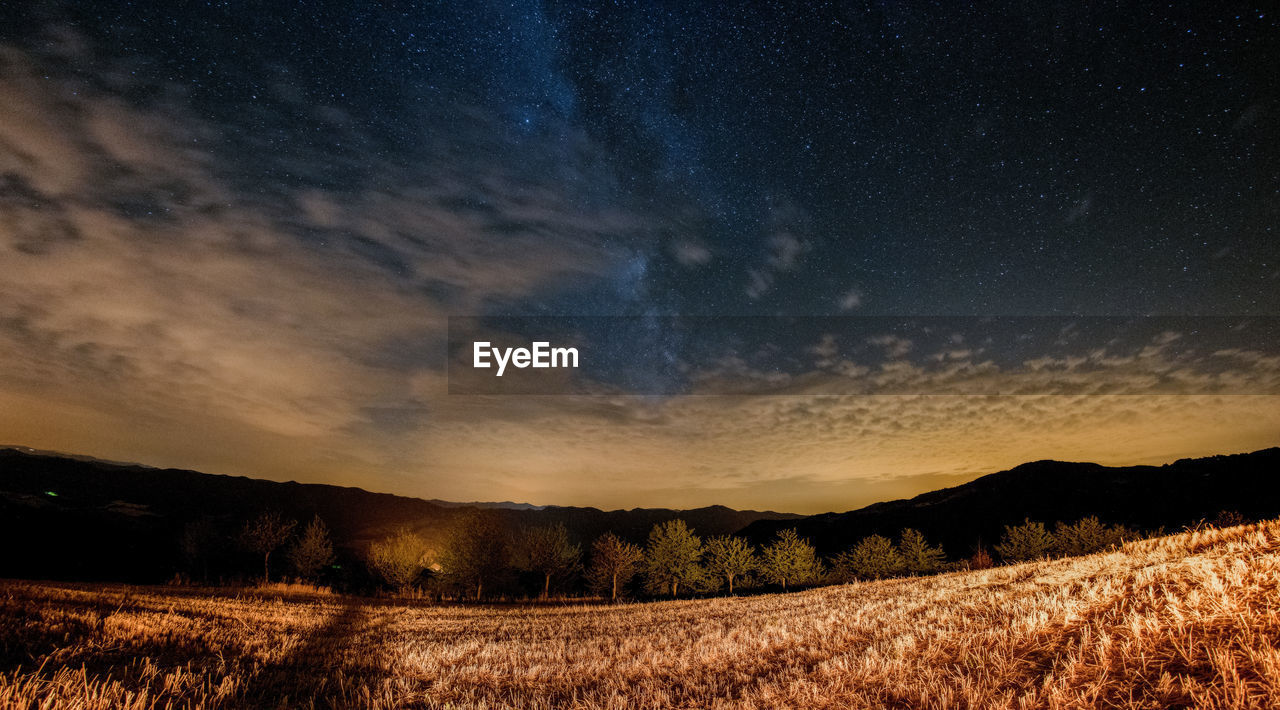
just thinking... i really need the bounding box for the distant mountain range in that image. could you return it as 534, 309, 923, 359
2, 445, 1278, 583
741, 447, 1280, 558
0, 447, 798, 582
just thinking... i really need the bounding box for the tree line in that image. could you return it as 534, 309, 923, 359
179, 508, 1201, 600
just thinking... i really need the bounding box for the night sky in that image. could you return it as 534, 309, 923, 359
1, 2, 1277, 512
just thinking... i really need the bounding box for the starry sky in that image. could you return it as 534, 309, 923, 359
1, 1, 1277, 513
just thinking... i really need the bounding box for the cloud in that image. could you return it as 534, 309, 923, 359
745, 202, 812, 299
2, 28, 1278, 515
0, 30, 650, 484
838, 288, 863, 311
671, 240, 712, 266
867, 334, 914, 358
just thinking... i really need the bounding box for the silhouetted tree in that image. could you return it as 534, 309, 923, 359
180, 518, 218, 582
703, 535, 757, 594
239, 511, 295, 583
289, 515, 335, 582
644, 519, 704, 597
367, 527, 428, 590
512, 523, 581, 598
836, 534, 903, 580
897, 528, 946, 575
994, 519, 1055, 562
760, 529, 822, 591
587, 532, 644, 602
441, 511, 511, 600
1053, 516, 1124, 557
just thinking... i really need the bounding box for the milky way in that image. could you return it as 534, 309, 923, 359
0, 2, 1276, 512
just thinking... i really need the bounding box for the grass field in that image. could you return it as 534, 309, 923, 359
3, 521, 1279, 709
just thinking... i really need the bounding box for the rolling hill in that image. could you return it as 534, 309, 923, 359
0, 447, 798, 583
741, 447, 1280, 558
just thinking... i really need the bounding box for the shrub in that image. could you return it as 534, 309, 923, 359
367, 527, 429, 591
1053, 516, 1124, 557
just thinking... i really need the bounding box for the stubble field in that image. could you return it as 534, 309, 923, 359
3, 520, 1279, 709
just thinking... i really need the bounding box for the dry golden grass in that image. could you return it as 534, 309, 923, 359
3, 521, 1279, 709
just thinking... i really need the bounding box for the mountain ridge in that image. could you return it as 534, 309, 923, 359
3, 445, 1278, 582
741, 447, 1280, 556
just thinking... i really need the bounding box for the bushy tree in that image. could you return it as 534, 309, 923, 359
512, 523, 581, 598
897, 528, 946, 575
760, 529, 822, 591
703, 535, 758, 594
836, 534, 904, 580
441, 511, 511, 600
644, 519, 704, 596
1053, 516, 1124, 557
587, 533, 644, 602
239, 511, 296, 583
289, 515, 335, 582
994, 519, 1055, 562
367, 527, 428, 590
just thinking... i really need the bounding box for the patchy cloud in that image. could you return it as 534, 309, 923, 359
1, 24, 1277, 515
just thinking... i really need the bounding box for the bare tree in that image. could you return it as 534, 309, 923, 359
367, 527, 429, 590
289, 515, 335, 582
512, 523, 581, 598
440, 511, 511, 600
239, 511, 296, 583
587, 533, 644, 602
703, 535, 757, 594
